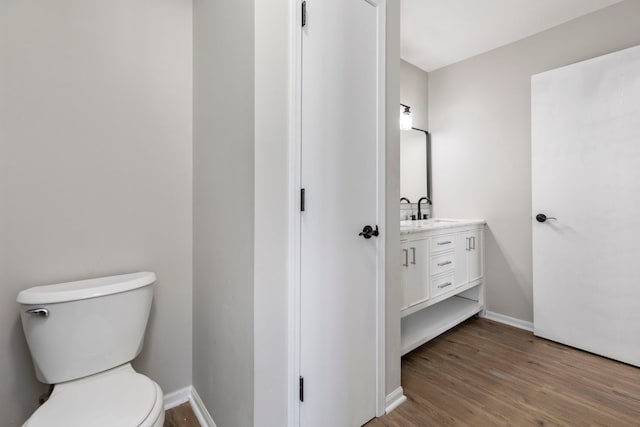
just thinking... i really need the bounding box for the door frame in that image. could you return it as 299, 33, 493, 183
287, 0, 387, 425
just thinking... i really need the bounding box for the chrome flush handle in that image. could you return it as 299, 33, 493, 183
26, 308, 49, 317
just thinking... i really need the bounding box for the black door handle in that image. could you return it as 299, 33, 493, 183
359, 225, 379, 239
536, 213, 557, 223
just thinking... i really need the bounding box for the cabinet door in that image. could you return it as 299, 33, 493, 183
400, 239, 429, 309
454, 232, 469, 287
400, 242, 414, 309
468, 229, 483, 283
412, 239, 430, 303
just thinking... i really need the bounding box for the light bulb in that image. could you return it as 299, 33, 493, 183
400, 106, 413, 130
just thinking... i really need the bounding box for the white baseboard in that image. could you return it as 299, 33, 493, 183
189, 386, 218, 427
481, 311, 533, 332
169, 385, 406, 425
385, 386, 407, 414
163, 386, 217, 427
164, 386, 191, 410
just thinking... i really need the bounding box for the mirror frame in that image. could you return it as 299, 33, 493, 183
403, 126, 432, 203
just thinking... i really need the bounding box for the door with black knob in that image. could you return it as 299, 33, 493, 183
299, 0, 385, 425
532, 45, 640, 367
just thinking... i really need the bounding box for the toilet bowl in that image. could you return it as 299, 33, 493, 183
23, 364, 164, 427
17, 272, 164, 427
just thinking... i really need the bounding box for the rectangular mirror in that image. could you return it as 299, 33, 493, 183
400, 128, 431, 204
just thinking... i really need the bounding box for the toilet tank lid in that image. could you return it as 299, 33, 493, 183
17, 272, 156, 305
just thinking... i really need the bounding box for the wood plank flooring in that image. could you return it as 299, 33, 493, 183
367, 317, 640, 427
165, 317, 640, 426
164, 403, 200, 427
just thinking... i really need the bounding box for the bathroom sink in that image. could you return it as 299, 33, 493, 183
400, 218, 485, 233
400, 218, 470, 232
401, 219, 460, 228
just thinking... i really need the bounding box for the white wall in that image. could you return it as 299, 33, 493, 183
400, 60, 428, 130
193, 2, 290, 426
254, 0, 290, 425
0, 1, 193, 425
385, 0, 402, 398
192, 1, 255, 426
429, 0, 640, 323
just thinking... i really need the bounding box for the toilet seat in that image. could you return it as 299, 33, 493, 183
23, 364, 164, 427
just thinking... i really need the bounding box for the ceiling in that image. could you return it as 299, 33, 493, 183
401, 0, 625, 72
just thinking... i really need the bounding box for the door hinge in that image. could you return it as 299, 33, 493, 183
300, 188, 305, 212
299, 376, 304, 402
301, 1, 307, 27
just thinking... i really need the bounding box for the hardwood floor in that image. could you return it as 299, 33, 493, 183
367, 317, 640, 427
164, 403, 200, 427
165, 317, 640, 426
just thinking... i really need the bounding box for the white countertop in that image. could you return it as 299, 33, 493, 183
400, 218, 486, 234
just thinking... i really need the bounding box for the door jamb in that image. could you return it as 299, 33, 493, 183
287, 1, 387, 425
287, 1, 303, 426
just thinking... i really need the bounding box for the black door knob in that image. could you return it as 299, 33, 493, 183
536, 214, 557, 223
359, 225, 379, 239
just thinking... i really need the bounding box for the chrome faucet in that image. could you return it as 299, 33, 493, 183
417, 197, 432, 220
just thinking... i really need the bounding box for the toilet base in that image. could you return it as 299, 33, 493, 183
23, 364, 165, 427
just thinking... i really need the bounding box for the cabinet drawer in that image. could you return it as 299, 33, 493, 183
431, 234, 455, 253
430, 273, 456, 298
431, 252, 455, 276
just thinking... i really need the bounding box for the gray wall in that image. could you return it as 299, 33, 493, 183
0, 1, 193, 425
429, 0, 640, 322
193, 1, 255, 426
400, 60, 428, 130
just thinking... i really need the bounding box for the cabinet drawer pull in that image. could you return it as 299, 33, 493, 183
471, 236, 476, 250
437, 260, 452, 267
437, 282, 453, 289
410, 247, 416, 265
402, 249, 409, 267
437, 241, 452, 246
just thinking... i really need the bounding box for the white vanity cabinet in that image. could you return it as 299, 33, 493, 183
400, 220, 485, 355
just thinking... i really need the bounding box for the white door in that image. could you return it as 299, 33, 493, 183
300, 0, 385, 425
532, 45, 640, 366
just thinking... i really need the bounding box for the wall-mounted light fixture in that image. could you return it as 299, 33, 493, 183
400, 104, 413, 130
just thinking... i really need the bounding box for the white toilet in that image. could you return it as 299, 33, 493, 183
17, 272, 165, 427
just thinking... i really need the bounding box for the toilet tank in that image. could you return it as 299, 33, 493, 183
17, 272, 156, 384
